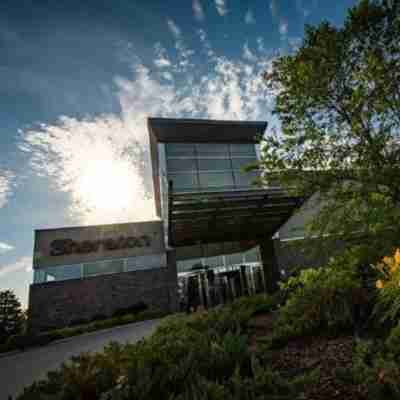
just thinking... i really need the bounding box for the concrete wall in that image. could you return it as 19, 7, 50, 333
29, 251, 178, 332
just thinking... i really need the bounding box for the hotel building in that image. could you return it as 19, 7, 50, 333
29, 118, 302, 331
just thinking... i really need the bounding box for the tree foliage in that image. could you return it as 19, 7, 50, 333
0, 289, 24, 343
260, 0, 400, 258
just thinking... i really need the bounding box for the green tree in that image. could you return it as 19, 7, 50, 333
0, 290, 24, 343
259, 0, 400, 261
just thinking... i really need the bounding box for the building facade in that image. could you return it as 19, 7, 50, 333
28, 118, 302, 331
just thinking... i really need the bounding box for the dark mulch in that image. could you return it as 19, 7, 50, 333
248, 313, 369, 400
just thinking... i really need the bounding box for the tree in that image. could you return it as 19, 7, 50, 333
259, 0, 400, 262
0, 290, 24, 342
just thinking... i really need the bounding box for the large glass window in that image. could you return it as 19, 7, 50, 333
165, 143, 259, 192
176, 242, 261, 273
32, 255, 166, 284
169, 172, 199, 191
198, 158, 231, 171
230, 143, 256, 156
196, 143, 230, 156
198, 171, 234, 189
167, 158, 197, 172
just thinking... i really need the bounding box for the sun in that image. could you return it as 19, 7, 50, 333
73, 156, 148, 224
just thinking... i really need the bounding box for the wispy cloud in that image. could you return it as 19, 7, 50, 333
20, 36, 276, 226
245, 9, 255, 24
279, 19, 288, 37
0, 256, 32, 278
193, 0, 205, 21
242, 43, 257, 62
167, 19, 181, 38
215, 0, 228, 16
0, 242, 14, 255
154, 43, 172, 68
0, 170, 14, 209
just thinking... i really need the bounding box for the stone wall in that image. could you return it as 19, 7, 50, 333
29, 251, 178, 332
274, 238, 350, 273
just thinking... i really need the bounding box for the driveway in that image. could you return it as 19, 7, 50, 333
0, 318, 162, 400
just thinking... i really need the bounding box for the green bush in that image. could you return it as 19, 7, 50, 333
6, 333, 56, 350
16, 298, 316, 400
352, 338, 400, 400
266, 248, 368, 344
112, 301, 148, 318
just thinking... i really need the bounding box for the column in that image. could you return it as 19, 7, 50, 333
259, 238, 281, 294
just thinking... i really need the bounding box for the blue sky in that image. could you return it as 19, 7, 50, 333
0, 0, 359, 306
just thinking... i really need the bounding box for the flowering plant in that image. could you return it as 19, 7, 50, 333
374, 249, 400, 323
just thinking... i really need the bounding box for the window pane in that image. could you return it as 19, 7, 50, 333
166, 143, 196, 157
230, 144, 256, 156
198, 158, 231, 171
167, 158, 197, 172
199, 172, 234, 189
169, 172, 199, 190
177, 258, 203, 272
204, 255, 224, 268
40, 264, 81, 282
244, 247, 261, 263
231, 157, 257, 170
196, 143, 229, 156
225, 252, 244, 266
234, 170, 259, 188
126, 254, 166, 271
83, 259, 123, 277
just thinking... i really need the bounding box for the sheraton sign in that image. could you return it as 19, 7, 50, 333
33, 221, 165, 269
50, 235, 152, 256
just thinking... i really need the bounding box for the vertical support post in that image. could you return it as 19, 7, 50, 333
259, 238, 281, 294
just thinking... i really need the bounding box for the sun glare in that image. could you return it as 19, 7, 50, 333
73, 156, 150, 224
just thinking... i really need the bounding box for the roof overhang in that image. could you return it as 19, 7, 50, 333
168, 188, 303, 247
148, 117, 267, 143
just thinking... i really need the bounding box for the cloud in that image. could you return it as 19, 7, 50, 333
0, 242, 14, 254
245, 9, 255, 24
197, 29, 215, 58
167, 19, 181, 38
154, 43, 172, 68
279, 19, 288, 37
0, 170, 14, 209
193, 0, 205, 21
20, 36, 276, 226
242, 43, 257, 62
215, 0, 228, 16
0, 256, 32, 278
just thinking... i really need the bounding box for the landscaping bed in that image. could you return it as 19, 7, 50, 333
249, 312, 368, 400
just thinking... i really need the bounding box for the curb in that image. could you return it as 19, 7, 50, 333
47, 318, 162, 347
0, 318, 163, 359
0, 349, 20, 359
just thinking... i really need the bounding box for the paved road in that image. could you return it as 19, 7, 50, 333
0, 319, 161, 400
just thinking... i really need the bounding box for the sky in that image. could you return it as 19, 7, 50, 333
0, 0, 359, 306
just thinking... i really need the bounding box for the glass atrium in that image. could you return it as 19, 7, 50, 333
165, 143, 259, 192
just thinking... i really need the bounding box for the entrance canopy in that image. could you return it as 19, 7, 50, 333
168, 187, 302, 247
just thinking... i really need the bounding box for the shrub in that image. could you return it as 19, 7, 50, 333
268, 248, 367, 343
0, 289, 25, 343
6, 333, 55, 350
16, 297, 316, 400
112, 302, 148, 318
373, 249, 400, 326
